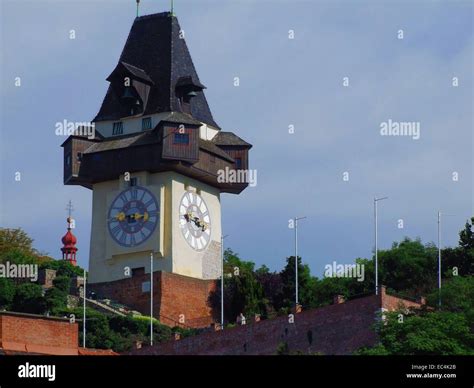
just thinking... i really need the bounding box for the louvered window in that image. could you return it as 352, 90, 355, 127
142, 117, 152, 131
112, 122, 123, 135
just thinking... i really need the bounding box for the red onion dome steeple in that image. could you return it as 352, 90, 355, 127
61, 216, 78, 266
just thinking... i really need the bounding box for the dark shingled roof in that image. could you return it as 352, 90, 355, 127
116, 62, 154, 84
160, 111, 202, 126
82, 128, 234, 163
199, 139, 235, 162
59, 127, 103, 147
94, 12, 219, 128
83, 131, 158, 154
213, 131, 252, 148
175, 75, 206, 90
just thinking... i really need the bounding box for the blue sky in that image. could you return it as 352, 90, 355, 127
1, 0, 472, 277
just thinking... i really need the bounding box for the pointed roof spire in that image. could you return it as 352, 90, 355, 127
94, 12, 219, 128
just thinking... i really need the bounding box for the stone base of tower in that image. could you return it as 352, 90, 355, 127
88, 270, 217, 328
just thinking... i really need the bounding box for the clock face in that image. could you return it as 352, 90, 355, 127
179, 191, 211, 251
107, 186, 159, 247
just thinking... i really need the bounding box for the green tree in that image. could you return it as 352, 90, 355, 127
0, 278, 15, 309
311, 257, 374, 307
12, 283, 45, 314
209, 249, 266, 323
1, 248, 38, 265
40, 260, 84, 278
81, 309, 116, 350
44, 287, 68, 314
357, 311, 474, 355
0, 228, 36, 260
44, 275, 72, 314
378, 238, 437, 297
312, 276, 351, 307
443, 217, 474, 277
280, 256, 315, 310
459, 217, 474, 251
52, 276, 71, 293
255, 266, 283, 318
427, 276, 474, 328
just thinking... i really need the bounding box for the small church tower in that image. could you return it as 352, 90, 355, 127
61, 213, 78, 266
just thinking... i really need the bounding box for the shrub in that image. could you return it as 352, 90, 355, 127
12, 283, 45, 314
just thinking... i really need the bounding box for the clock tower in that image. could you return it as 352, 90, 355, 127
61, 12, 251, 326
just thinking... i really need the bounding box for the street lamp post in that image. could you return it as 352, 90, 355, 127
374, 197, 388, 295
221, 234, 229, 330
150, 252, 153, 346
437, 211, 455, 308
294, 216, 306, 307
83, 269, 86, 348
438, 211, 441, 307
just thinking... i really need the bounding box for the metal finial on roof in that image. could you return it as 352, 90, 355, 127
170, 0, 175, 16
136, 0, 140, 18
65, 200, 75, 229
66, 200, 74, 218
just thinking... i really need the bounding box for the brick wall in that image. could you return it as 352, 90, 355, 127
0, 312, 118, 355
127, 287, 423, 355
89, 270, 217, 328
159, 271, 216, 327
0, 312, 78, 355
88, 269, 152, 314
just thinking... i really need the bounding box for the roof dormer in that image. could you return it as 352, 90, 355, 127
175, 76, 205, 114
105, 61, 154, 118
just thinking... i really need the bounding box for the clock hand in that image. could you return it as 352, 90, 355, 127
125, 212, 149, 222
108, 211, 149, 223
200, 220, 208, 232
132, 212, 149, 222
192, 216, 208, 231
184, 211, 208, 232
184, 211, 194, 223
